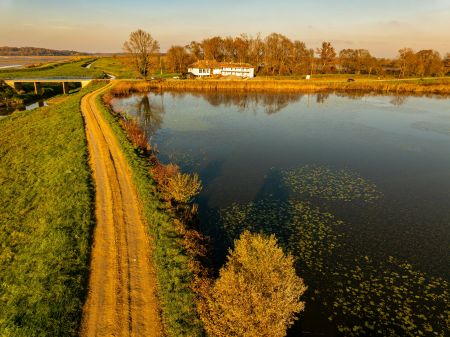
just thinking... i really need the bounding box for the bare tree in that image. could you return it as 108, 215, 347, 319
123, 29, 160, 79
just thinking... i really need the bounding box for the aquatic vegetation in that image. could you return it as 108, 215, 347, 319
219, 199, 342, 272
217, 198, 449, 336
281, 165, 382, 202
330, 256, 450, 336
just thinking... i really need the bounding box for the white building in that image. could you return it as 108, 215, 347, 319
188, 60, 255, 78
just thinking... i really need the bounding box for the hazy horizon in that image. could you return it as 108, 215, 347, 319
1, 0, 449, 58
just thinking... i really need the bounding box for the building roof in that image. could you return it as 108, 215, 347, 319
189, 60, 254, 69
189, 60, 221, 69
220, 62, 253, 68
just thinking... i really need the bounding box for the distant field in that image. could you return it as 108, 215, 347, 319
89, 57, 137, 78
0, 56, 78, 68
0, 58, 105, 79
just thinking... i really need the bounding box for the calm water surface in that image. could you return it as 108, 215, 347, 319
112, 91, 450, 336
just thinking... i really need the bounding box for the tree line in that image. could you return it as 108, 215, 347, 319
0, 46, 85, 56
163, 33, 449, 77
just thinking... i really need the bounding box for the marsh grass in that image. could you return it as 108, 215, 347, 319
217, 167, 450, 336
107, 77, 450, 97
0, 83, 105, 336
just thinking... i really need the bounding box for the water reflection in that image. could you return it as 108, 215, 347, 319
135, 95, 165, 139
110, 91, 450, 337
0, 100, 47, 116
390, 95, 408, 106
166, 91, 306, 114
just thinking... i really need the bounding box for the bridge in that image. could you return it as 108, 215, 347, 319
4, 78, 94, 95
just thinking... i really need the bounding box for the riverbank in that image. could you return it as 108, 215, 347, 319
109, 77, 450, 95
80, 84, 163, 337
95, 86, 204, 336
0, 83, 105, 336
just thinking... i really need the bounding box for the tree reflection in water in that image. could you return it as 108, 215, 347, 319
135, 94, 165, 141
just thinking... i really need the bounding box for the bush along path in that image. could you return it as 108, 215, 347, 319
79, 82, 162, 337
100, 85, 205, 336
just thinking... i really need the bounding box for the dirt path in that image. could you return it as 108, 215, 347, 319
80, 83, 162, 337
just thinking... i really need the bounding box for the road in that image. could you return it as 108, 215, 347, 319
80, 83, 162, 337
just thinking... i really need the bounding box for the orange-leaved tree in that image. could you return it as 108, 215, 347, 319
199, 230, 307, 337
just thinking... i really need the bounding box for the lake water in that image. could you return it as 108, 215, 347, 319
0, 100, 48, 117
111, 91, 450, 336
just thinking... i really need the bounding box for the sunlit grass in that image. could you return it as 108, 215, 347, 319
0, 58, 105, 79
0, 83, 105, 336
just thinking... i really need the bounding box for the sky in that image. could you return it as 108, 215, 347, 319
0, 0, 449, 57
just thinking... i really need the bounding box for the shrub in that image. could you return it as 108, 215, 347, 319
120, 118, 151, 152
199, 231, 307, 337
163, 172, 202, 204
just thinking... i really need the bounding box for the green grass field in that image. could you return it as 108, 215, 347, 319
0, 83, 105, 336
89, 57, 137, 78
89, 57, 180, 79
0, 58, 105, 79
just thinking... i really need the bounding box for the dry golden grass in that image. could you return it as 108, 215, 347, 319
110, 78, 450, 95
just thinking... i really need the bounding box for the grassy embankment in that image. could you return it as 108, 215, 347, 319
88, 56, 180, 79
112, 77, 450, 94
95, 87, 204, 336
0, 58, 105, 79
0, 83, 105, 336
88, 57, 138, 78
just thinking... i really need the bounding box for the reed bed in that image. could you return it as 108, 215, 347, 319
109, 78, 450, 96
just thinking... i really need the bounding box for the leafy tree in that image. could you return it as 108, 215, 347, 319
199, 231, 307, 337
415, 49, 443, 77
339, 49, 375, 75
291, 41, 312, 74
123, 29, 160, 79
166, 45, 193, 73
397, 48, 417, 77
316, 41, 337, 73
186, 41, 204, 60
445, 53, 450, 75
202, 36, 224, 60
264, 33, 294, 75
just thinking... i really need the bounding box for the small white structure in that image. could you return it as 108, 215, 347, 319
188, 60, 255, 78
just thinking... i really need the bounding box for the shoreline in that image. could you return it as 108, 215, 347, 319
110, 78, 450, 96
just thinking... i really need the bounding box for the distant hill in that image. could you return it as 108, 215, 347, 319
0, 46, 88, 56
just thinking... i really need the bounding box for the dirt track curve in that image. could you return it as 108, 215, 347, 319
80, 83, 162, 337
